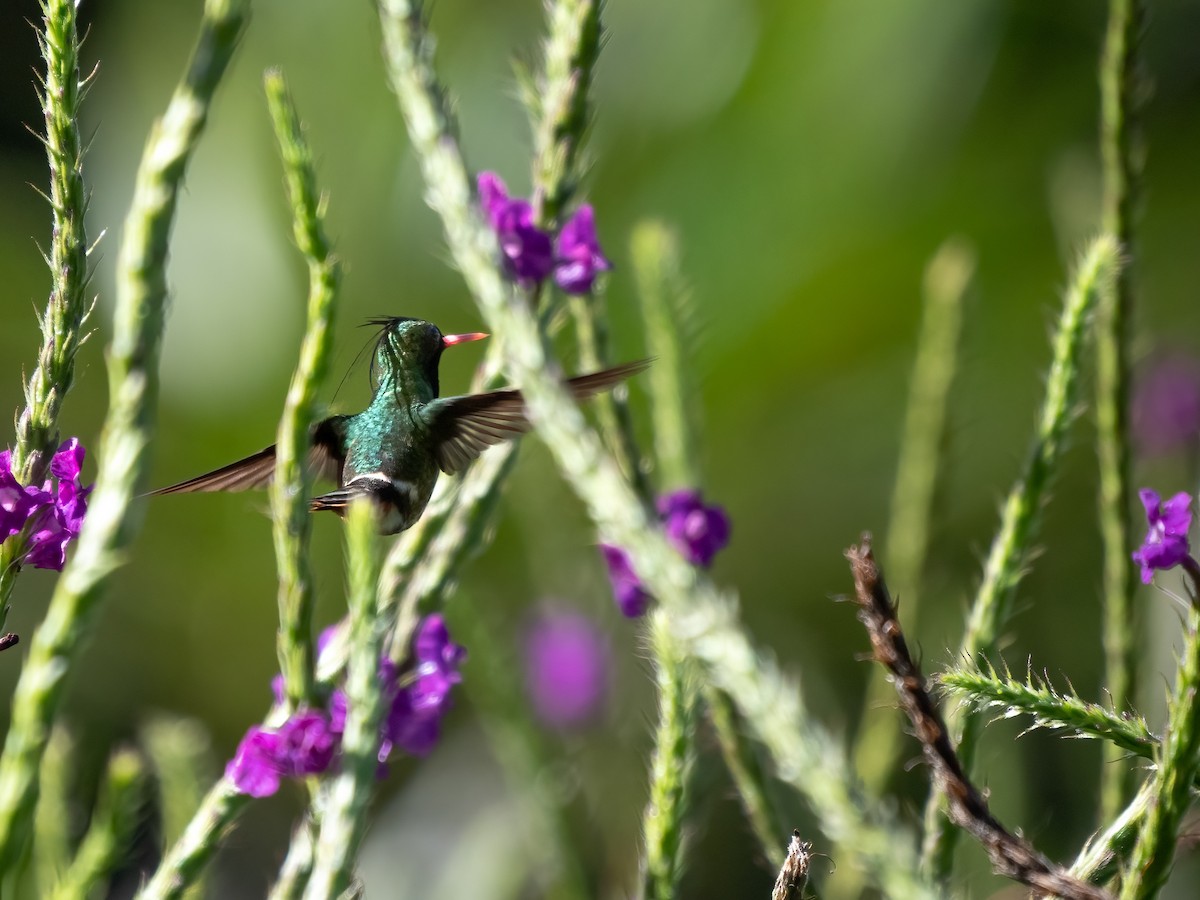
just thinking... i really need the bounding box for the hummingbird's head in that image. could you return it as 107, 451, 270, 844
365, 317, 488, 397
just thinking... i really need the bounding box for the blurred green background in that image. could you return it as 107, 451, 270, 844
3, 0, 1200, 896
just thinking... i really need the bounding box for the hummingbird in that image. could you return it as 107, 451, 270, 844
153, 317, 648, 534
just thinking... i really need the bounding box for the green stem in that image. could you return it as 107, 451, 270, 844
304, 501, 384, 900
269, 818, 316, 900
529, 0, 601, 226
1119, 566, 1200, 900
1071, 782, 1152, 888
49, 750, 144, 900
922, 237, 1119, 879
33, 726, 75, 896
376, 5, 933, 895
855, 238, 973, 795
0, 0, 248, 873
1095, 0, 1143, 824
632, 221, 699, 490
264, 69, 343, 711
641, 612, 701, 900
136, 778, 249, 900
0, 0, 93, 632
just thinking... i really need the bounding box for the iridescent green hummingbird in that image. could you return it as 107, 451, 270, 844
154, 317, 647, 534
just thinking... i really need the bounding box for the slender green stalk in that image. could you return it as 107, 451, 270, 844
49, 749, 144, 900
641, 612, 701, 900
1120, 566, 1200, 900
632, 221, 700, 490
629, 221, 785, 870
304, 501, 384, 900
264, 69, 343, 710
377, 6, 934, 895
705, 687, 786, 865
140, 717, 213, 900
0, 0, 93, 630
34, 726, 75, 896
136, 778, 249, 900
0, 0, 248, 873
855, 239, 973, 795
269, 819, 316, 900
1072, 782, 1152, 888
529, 0, 601, 226
1096, 0, 1143, 823
922, 237, 1120, 878
457, 606, 591, 900
939, 664, 1156, 762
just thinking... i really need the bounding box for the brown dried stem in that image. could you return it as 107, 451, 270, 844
844, 536, 1111, 900
771, 831, 813, 900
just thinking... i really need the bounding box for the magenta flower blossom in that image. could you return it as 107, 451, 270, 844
0, 451, 51, 541
477, 172, 554, 288
523, 609, 609, 728
1133, 355, 1200, 456
382, 613, 466, 757
477, 171, 611, 295
601, 489, 731, 617
1132, 489, 1195, 584
554, 205, 612, 294
600, 543, 651, 618
658, 489, 732, 567
0, 439, 92, 570
226, 710, 338, 798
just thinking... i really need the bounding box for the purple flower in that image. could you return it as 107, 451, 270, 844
384, 614, 466, 757
554, 205, 612, 295
225, 710, 337, 797
50, 437, 86, 482
523, 609, 609, 728
477, 172, 554, 288
600, 490, 731, 617
0, 451, 51, 541
658, 489, 731, 567
600, 543, 651, 618
1133, 355, 1200, 456
1132, 488, 1195, 584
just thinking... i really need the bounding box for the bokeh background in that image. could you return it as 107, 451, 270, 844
3, 0, 1200, 896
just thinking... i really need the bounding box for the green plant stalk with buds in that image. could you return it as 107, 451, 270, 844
1095, 0, 1144, 823
304, 501, 385, 899
0, 0, 248, 875
376, 3, 934, 894
0, 0, 94, 633
923, 236, 1119, 878
264, 69, 343, 712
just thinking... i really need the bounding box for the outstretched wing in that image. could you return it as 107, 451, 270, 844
152, 416, 349, 495
424, 359, 650, 476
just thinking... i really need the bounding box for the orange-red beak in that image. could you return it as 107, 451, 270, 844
442, 332, 489, 347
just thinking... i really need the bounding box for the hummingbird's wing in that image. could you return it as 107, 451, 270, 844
152, 416, 349, 495
424, 359, 650, 475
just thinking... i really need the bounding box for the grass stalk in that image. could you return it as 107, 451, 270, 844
49, 749, 144, 900
0, 0, 248, 873
0, 0, 93, 633
922, 236, 1119, 878
1119, 564, 1200, 900
264, 69, 343, 711
34, 726, 75, 895
1095, 0, 1143, 822
641, 612, 701, 900
303, 501, 385, 900
376, 4, 934, 894
140, 717, 214, 900
855, 238, 973, 795
269, 818, 316, 900
1072, 782, 1152, 888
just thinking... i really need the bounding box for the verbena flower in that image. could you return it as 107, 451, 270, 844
1132, 488, 1195, 584
477, 171, 610, 295
237, 616, 467, 795
600, 543, 651, 618
1133, 355, 1200, 456
601, 490, 731, 617
0, 438, 92, 569
554, 205, 612, 294
478, 172, 554, 288
226, 710, 338, 798
523, 608, 609, 728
